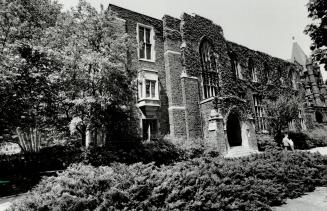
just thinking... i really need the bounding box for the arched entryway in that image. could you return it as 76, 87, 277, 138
315, 111, 323, 123
226, 112, 242, 147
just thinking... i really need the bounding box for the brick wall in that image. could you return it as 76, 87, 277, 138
109, 4, 169, 137
108, 5, 307, 150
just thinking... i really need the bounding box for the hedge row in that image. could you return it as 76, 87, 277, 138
9, 150, 327, 211
258, 128, 327, 152
0, 139, 185, 176
0, 139, 185, 197
0, 145, 82, 176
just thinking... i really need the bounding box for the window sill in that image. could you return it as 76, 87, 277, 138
199, 97, 215, 105
137, 98, 160, 108
139, 58, 156, 63
138, 97, 160, 101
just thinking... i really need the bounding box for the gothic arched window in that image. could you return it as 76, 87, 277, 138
200, 39, 218, 99
248, 58, 258, 82
289, 70, 298, 90
229, 52, 242, 79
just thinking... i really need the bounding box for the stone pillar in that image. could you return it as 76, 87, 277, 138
180, 72, 202, 140
163, 15, 187, 138
246, 115, 258, 150
207, 109, 227, 153
165, 49, 187, 137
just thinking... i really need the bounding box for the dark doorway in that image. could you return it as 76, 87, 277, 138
315, 111, 323, 123
142, 119, 158, 140
227, 112, 242, 147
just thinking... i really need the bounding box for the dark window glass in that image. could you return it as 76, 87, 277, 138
151, 81, 156, 98
146, 44, 151, 60
146, 80, 150, 97
139, 45, 145, 59
145, 28, 151, 43
139, 27, 144, 42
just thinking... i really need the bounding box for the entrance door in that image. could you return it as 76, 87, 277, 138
227, 113, 242, 147
142, 119, 158, 140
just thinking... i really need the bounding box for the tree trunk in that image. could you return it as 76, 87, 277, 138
81, 132, 86, 147
85, 124, 93, 148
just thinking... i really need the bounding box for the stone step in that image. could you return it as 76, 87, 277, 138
224, 146, 259, 158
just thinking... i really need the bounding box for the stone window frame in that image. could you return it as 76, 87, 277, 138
199, 38, 219, 100
298, 110, 306, 131
253, 95, 267, 132
137, 69, 159, 101
248, 58, 258, 83
136, 23, 156, 62
236, 63, 243, 80
145, 79, 156, 99
229, 51, 243, 80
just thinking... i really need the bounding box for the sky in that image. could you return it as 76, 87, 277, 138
57, 0, 327, 81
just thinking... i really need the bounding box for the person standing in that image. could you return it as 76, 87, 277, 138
282, 133, 290, 151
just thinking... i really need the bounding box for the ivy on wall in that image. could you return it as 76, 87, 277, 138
178, 13, 305, 122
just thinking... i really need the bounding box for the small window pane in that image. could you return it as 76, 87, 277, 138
138, 81, 143, 99
151, 81, 156, 98
139, 45, 145, 59
146, 44, 151, 60
145, 28, 151, 43
146, 80, 150, 98
139, 27, 144, 42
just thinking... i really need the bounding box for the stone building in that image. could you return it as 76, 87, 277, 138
109, 4, 325, 153
290, 40, 327, 126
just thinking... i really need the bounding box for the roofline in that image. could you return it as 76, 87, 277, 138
108, 4, 162, 22
227, 40, 294, 65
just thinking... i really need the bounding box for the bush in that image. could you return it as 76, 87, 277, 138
164, 135, 220, 159
257, 134, 279, 151
82, 139, 184, 166
0, 144, 82, 177
287, 129, 327, 150
10, 150, 327, 211
0, 144, 82, 197
288, 131, 311, 149
0, 139, 184, 197
306, 125, 327, 147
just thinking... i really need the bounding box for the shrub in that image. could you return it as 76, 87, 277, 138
81, 139, 184, 167
10, 150, 327, 211
287, 129, 327, 150
288, 131, 311, 149
306, 125, 327, 147
0, 139, 184, 197
0, 144, 82, 177
257, 134, 279, 151
164, 135, 220, 159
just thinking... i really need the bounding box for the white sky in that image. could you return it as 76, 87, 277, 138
57, 0, 327, 81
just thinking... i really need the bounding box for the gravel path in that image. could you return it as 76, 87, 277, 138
308, 146, 327, 155
0, 194, 24, 211
272, 187, 327, 211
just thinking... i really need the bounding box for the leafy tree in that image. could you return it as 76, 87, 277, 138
264, 95, 301, 137
41, 1, 137, 147
1, 0, 137, 148
305, 0, 327, 70
0, 0, 63, 148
